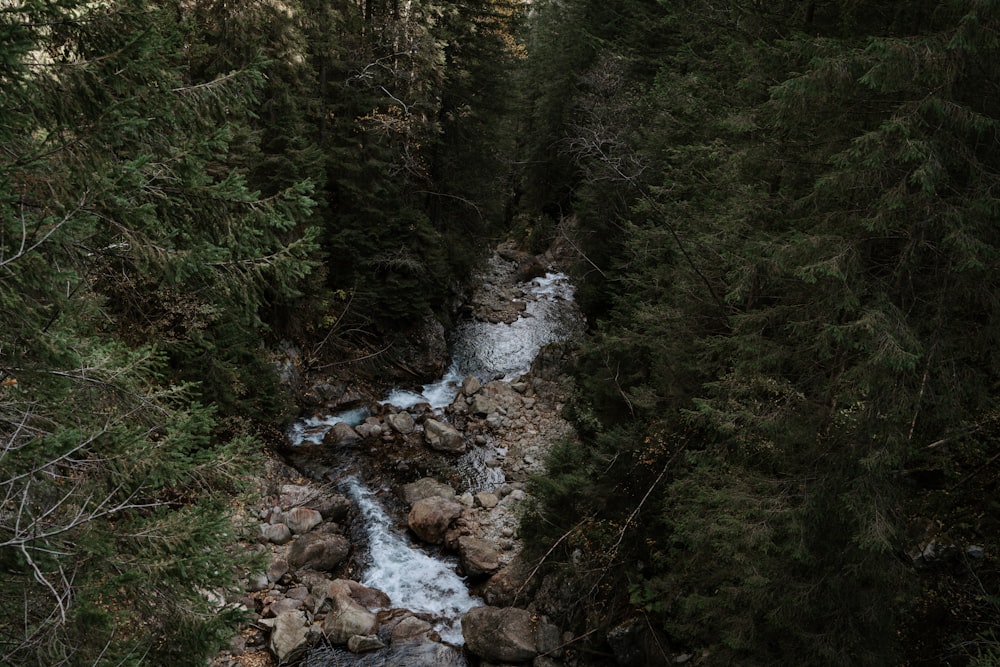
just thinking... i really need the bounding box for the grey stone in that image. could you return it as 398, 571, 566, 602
262, 610, 311, 664
458, 536, 500, 577
386, 411, 416, 435
324, 422, 360, 446
408, 496, 464, 544
327, 579, 391, 610
261, 523, 293, 545
269, 598, 304, 616
323, 594, 378, 644
391, 616, 434, 643
471, 393, 499, 416
347, 634, 385, 653
423, 419, 465, 454
284, 507, 323, 534
400, 477, 456, 505
267, 559, 290, 583
462, 606, 547, 663
462, 375, 482, 396
474, 492, 499, 509
288, 531, 350, 572
248, 573, 270, 592
355, 422, 383, 439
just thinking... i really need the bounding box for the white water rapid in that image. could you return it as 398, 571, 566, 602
342, 478, 478, 644
384, 271, 580, 409
290, 262, 582, 664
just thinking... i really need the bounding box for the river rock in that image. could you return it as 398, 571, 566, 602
301, 493, 350, 522
482, 555, 537, 606
284, 507, 323, 534
347, 634, 385, 653
261, 522, 293, 545
278, 486, 350, 522
474, 491, 499, 509
423, 418, 465, 454
262, 610, 311, 664
268, 597, 304, 616
355, 421, 383, 439
391, 616, 435, 643
400, 477, 456, 505
278, 484, 316, 509
324, 421, 361, 446
386, 411, 416, 435
268, 558, 290, 583
462, 606, 558, 663
288, 528, 350, 571
471, 393, 500, 417
408, 496, 464, 544
286, 586, 310, 601
323, 593, 378, 644
461, 375, 482, 396
328, 579, 391, 610
458, 535, 500, 576
248, 573, 270, 592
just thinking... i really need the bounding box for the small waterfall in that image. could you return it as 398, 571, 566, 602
342, 478, 479, 645
384, 272, 581, 409
292, 263, 582, 665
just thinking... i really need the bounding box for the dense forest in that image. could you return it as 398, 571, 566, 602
0, 0, 516, 662
1, 0, 998, 665
518, 0, 1000, 666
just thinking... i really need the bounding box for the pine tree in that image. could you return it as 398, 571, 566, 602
1, 0, 316, 662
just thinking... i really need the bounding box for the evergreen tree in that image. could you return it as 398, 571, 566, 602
520, 0, 1000, 664
1, 0, 317, 662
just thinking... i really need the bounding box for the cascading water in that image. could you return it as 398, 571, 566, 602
341, 478, 478, 644
384, 272, 581, 410
290, 264, 582, 664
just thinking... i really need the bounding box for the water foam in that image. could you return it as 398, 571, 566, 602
342, 477, 480, 644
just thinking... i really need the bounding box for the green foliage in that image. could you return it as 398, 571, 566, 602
519, 0, 1000, 663
0, 0, 316, 663
306, 0, 521, 330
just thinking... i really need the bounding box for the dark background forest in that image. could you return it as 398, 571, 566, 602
1, 0, 998, 665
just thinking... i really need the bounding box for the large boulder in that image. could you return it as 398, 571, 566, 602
328, 579, 391, 610
323, 592, 378, 644
261, 522, 293, 545
288, 527, 350, 571
278, 484, 316, 510
461, 606, 559, 663
470, 393, 499, 417
482, 555, 537, 606
400, 477, 456, 505
390, 616, 435, 643
324, 421, 361, 446
385, 411, 416, 435
461, 375, 482, 396
354, 421, 383, 439
262, 610, 312, 664
458, 536, 500, 577
284, 507, 323, 534
408, 496, 464, 544
347, 635, 385, 653
423, 419, 465, 454
278, 484, 350, 521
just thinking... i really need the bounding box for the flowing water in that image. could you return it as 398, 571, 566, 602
341, 477, 478, 644
291, 266, 582, 664
383, 272, 582, 409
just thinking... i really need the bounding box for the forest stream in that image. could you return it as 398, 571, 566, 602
222, 248, 583, 666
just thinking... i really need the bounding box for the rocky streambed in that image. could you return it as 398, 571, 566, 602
211, 244, 584, 667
